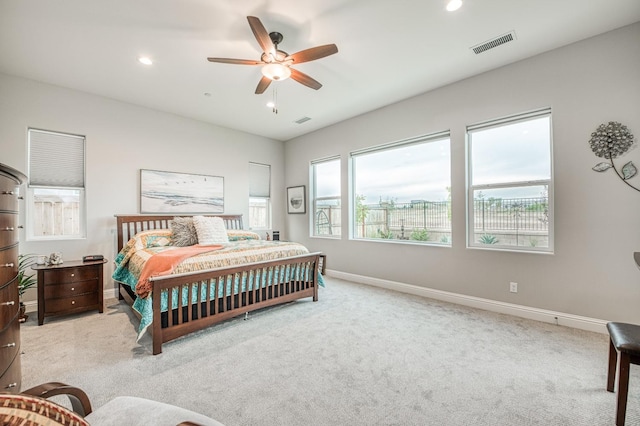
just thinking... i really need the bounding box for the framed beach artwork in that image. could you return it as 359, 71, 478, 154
140, 169, 224, 213
287, 185, 306, 214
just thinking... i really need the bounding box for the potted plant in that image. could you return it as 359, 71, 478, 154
17, 254, 38, 322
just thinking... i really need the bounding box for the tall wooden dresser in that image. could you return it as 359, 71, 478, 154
0, 163, 26, 393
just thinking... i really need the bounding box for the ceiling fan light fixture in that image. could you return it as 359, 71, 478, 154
261, 63, 291, 81
446, 0, 462, 11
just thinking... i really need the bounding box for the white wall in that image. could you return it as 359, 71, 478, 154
285, 23, 640, 324
0, 74, 284, 301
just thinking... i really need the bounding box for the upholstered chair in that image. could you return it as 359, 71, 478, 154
0, 382, 224, 426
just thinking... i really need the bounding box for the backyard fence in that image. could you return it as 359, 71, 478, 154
32, 199, 80, 237
315, 196, 548, 245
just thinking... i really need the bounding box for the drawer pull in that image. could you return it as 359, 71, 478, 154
1, 263, 14, 268
1, 342, 16, 348
0, 301, 15, 306
71, 273, 75, 277
1, 227, 14, 231
1, 191, 15, 195
5, 383, 17, 389
71, 301, 75, 305
71, 287, 75, 291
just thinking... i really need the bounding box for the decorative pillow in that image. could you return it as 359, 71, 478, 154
227, 230, 261, 241
0, 393, 90, 426
132, 229, 173, 249
146, 234, 171, 248
169, 217, 198, 247
192, 216, 229, 245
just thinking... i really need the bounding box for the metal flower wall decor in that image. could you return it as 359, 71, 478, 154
590, 121, 639, 192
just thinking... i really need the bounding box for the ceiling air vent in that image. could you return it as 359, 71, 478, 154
294, 116, 311, 124
471, 31, 516, 54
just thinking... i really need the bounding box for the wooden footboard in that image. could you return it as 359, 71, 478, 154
148, 253, 320, 355
114, 214, 320, 355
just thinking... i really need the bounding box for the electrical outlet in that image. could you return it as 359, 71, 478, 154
510, 282, 518, 293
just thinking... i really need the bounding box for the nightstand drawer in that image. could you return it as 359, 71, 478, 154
44, 280, 98, 299
0, 214, 18, 248
43, 265, 100, 285
45, 292, 99, 314
0, 279, 18, 330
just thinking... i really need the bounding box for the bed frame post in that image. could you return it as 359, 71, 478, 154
152, 288, 163, 355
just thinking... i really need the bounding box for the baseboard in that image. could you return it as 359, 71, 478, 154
104, 287, 118, 300
23, 300, 37, 313
25, 274, 608, 335
23, 287, 119, 314
326, 269, 608, 334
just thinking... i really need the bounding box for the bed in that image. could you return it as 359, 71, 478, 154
113, 214, 321, 355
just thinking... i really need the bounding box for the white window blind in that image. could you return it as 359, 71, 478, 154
249, 162, 270, 198
29, 129, 85, 188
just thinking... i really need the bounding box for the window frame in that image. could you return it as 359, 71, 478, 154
349, 131, 452, 245
26, 128, 87, 241
466, 108, 554, 253
311, 156, 341, 238
248, 162, 271, 230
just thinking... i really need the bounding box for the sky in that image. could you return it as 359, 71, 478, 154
354, 137, 451, 203
315, 116, 553, 204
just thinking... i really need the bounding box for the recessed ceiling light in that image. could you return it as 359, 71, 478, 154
138, 57, 153, 65
266, 101, 275, 108
446, 0, 462, 11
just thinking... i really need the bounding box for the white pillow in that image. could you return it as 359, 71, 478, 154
192, 216, 229, 245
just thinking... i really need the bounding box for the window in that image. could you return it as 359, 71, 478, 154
467, 109, 553, 252
311, 157, 341, 237
350, 132, 451, 244
248, 162, 271, 230
27, 129, 86, 240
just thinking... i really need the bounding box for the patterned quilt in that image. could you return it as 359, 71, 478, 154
112, 229, 322, 340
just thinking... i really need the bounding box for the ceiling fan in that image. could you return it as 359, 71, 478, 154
207, 16, 338, 94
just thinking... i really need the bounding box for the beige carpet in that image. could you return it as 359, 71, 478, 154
19, 277, 639, 425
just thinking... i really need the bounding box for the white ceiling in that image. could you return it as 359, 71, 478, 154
1, 1, 639, 142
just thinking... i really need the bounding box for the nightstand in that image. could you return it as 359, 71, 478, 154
32, 259, 106, 325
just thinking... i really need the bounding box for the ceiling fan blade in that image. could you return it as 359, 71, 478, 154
288, 44, 338, 64
247, 16, 275, 57
290, 68, 322, 90
207, 57, 263, 65
255, 76, 272, 94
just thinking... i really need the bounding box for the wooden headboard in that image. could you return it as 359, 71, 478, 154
114, 214, 243, 252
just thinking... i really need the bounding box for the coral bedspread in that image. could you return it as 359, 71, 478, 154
135, 245, 223, 298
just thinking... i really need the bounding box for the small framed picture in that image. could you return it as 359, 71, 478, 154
287, 185, 306, 214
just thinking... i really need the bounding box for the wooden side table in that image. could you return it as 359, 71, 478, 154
32, 259, 106, 325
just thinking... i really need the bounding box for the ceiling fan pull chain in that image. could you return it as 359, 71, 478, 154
272, 88, 278, 114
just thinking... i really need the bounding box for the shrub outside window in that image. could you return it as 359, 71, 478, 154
467, 109, 553, 252
350, 132, 451, 245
